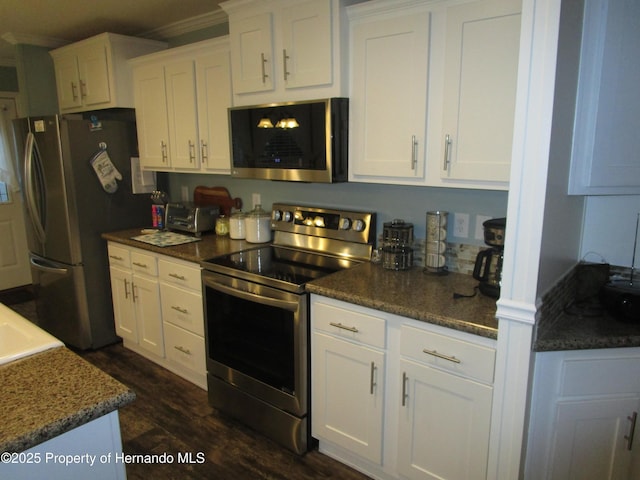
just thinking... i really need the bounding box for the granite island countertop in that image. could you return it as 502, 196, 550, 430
306, 262, 498, 339
0, 347, 135, 453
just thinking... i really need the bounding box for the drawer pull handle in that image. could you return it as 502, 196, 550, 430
370, 361, 377, 395
132, 262, 148, 268
329, 322, 358, 333
174, 345, 192, 356
422, 348, 461, 364
626, 411, 638, 451
171, 305, 189, 314
402, 372, 408, 407
109, 255, 124, 261
169, 273, 186, 281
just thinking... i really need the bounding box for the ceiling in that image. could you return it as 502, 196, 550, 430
0, 0, 226, 64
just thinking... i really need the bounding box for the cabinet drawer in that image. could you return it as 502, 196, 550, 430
130, 250, 158, 276
159, 259, 201, 291
313, 301, 386, 349
164, 322, 206, 377
107, 243, 130, 268
400, 325, 495, 384
160, 283, 204, 336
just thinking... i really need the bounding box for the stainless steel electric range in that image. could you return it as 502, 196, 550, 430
201, 203, 376, 454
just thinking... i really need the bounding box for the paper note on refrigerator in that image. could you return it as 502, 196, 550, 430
131, 157, 156, 194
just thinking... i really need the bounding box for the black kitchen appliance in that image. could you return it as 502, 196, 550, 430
201, 203, 376, 454
473, 217, 506, 298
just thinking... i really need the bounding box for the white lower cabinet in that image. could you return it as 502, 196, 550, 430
525, 348, 640, 480
311, 295, 496, 480
107, 242, 206, 389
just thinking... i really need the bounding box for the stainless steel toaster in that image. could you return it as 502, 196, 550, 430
165, 202, 219, 236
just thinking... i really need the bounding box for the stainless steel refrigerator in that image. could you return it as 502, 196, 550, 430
13, 113, 152, 349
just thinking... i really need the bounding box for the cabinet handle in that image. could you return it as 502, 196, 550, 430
71, 82, 78, 101
283, 49, 290, 80
422, 348, 461, 364
411, 135, 418, 170
109, 255, 124, 261
132, 261, 148, 269
443, 134, 452, 170
174, 345, 192, 355
201, 140, 208, 164
260, 53, 269, 84
188, 140, 196, 163
161, 141, 168, 163
169, 272, 187, 281
123, 278, 130, 299
171, 305, 189, 314
370, 361, 377, 395
131, 282, 138, 303
626, 411, 638, 451
402, 372, 408, 407
329, 322, 358, 333
79, 80, 87, 99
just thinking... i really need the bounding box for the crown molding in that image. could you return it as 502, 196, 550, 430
1, 32, 69, 49
140, 9, 228, 39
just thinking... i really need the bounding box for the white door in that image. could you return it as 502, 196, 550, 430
0, 95, 31, 291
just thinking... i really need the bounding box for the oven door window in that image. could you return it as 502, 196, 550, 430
206, 287, 296, 395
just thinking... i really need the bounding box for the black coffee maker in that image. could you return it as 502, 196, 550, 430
473, 218, 506, 298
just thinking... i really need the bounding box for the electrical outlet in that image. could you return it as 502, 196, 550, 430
181, 185, 189, 202
454, 213, 470, 238
475, 215, 491, 240
252, 193, 261, 208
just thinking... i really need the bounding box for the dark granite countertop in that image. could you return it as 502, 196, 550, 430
102, 228, 253, 263
306, 262, 498, 339
1, 347, 135, 453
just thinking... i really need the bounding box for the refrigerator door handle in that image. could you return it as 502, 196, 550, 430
30, 255, 68, 275
24, 132, 47, 243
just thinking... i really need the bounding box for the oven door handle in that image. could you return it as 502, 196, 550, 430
204, 276, 300, 312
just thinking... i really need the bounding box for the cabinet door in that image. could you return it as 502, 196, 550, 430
281, 0, 332, 89
229, 12, 274, 93
165, 60, 199, 170
133, 63, 171, 169
54, 54, 82, 111
196, 51, 232, 173
349, 11, 430, 182
440, 0, 520, 184
77, 43, 111, 108
398, 359, 493, 480
132, 274, 164, 358
312, 332, 385, 464
549, 397, 640, 480
109, 266, 137, 343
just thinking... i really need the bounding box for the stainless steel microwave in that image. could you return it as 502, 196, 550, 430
228, 98, 348, 183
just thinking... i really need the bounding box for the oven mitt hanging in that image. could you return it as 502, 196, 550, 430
90, 148, 122, 193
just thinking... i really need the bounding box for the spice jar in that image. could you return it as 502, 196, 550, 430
215, 215, 229, 236
229, 210, 246, 239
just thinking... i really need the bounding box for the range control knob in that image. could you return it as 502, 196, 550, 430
352, 219, 366, 232
282, 210, 293, 222
338, 217, 352, 230
272, 210, 282, 221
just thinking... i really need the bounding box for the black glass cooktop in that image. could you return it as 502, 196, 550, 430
202, 245, 359, 292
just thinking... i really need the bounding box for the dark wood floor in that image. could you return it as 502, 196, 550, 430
78, 342, 371, 480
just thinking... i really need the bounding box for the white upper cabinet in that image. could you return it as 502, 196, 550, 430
348, 0, 521, 189
51, 33, 166, 113
130, 38, 232, 173
348, 2, 431, 183
568, 0, 640, 195
221, 0, 350, 105
433, 0, 521, 189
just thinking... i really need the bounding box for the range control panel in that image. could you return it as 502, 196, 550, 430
271, 203, 376, 246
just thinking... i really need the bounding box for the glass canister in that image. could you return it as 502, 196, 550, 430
215, 215, 230, 236
229, 210, 246, 239
382, 219, 414, 270
245, 205, 272, 243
